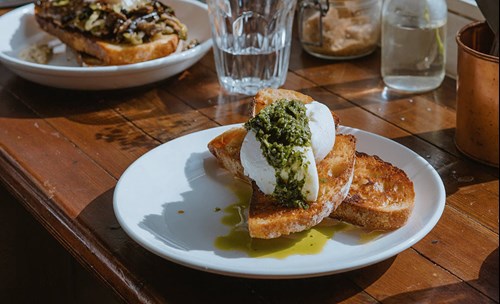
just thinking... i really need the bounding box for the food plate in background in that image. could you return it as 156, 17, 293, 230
0, 0, 212, 90
113, 124, 446, 279
0, 0, 32, 9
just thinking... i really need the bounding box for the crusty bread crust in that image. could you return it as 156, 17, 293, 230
207, 127, 248, 181
248, 134, 356, 238
252, 88, 340, 127
252, 88, 314, 115
208, 131, 416, 232
35, 15, 179, 65
208, 88, 355, 239
207, 129, 357, 238
207, 88, 341, 182
330, 152, 415, 230
208, 89, 415, 237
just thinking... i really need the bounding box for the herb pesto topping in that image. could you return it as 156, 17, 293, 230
244, 99, 312, 209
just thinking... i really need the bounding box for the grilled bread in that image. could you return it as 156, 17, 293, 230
252, 88, 340, 126
208, 89, 416, 237
208, 88, 341, 183
207, 126, 247, 181
34, 0, 186, 66
36, 17, 179, 66
330, 152, 415, 230
208, 88, 356, 239
248, 134, 356, 238
209, 132, 415, 232
208, 88, 339, 182
252, 88, 314, 115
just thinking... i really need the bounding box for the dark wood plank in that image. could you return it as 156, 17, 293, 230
414, 205, 499, 301
0, 87, 164, 302
0, 90, 116, 217
323, 80, 458, 154
349, 249, 496, 303
110, 87, 219, 142
447, 180, 499, 233
0, 184, 120, 303
242, 275, 379, 304
0, 184, 73, 303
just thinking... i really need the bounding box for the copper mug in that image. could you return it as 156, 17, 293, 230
455, 21, 499, 167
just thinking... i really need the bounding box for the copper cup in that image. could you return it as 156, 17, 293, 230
455, 21, 499, 167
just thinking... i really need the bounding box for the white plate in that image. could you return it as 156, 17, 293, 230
0, 0, 212, 90
113, 125, 446, 279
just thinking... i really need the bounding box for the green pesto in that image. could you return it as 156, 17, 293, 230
244, 99, 312, 209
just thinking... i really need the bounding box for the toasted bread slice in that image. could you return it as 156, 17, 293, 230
252, 88, 340, 126
207, 88, 340, 182
330, 152, 415, 230
248, 134, 356, 238
252, 88, 314, 115
208, 132, 416, 232
35, 15, 179, 66
208, 89, 415, 234
207, 126, 248, 181
208, 88, 356, 238
208, 128, 356, 238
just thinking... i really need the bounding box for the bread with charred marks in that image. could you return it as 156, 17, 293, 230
330, 152, 415, 230
208, 88, 356, 239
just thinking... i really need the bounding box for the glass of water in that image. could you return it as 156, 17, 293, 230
207, 0, 297, 95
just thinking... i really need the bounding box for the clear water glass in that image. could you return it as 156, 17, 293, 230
207, 0, 297, 95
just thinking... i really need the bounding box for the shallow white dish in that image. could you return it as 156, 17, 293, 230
113, 125, 446, 279
0, 0, 212, 90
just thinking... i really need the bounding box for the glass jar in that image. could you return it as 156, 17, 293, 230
298, 0, 382, 59
381, 0, 447, 92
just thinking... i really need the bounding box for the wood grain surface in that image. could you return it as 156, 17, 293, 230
0, 7, 498, 303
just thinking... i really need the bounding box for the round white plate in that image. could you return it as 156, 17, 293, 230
0, 0, 212, 90
113, 125, 446, 279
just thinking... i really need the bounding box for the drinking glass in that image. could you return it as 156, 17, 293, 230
207, 0, 297, 95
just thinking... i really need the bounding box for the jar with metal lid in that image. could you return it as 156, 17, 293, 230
298, 0, 382, 59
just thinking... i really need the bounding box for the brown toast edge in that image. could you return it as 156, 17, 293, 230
248, 134, 356, 239
35, 15, 179, 65
330, 152, 415, 230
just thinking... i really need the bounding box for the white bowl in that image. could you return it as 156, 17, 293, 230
0, 0, 212, 90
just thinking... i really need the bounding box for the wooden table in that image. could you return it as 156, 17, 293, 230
1, 10, 498, 304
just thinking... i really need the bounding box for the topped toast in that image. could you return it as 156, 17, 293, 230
248, 134, 356, 238
208, 88, 356, 239
208, 88, 415, 238
34, 0, 187, 65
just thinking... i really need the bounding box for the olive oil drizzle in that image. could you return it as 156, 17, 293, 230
214, 184, 385, 259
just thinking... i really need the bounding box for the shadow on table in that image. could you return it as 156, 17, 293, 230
380, 247, 499, 303
1, 75, 160, 120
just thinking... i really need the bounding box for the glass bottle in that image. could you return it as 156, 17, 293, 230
381, 0, 447, 92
